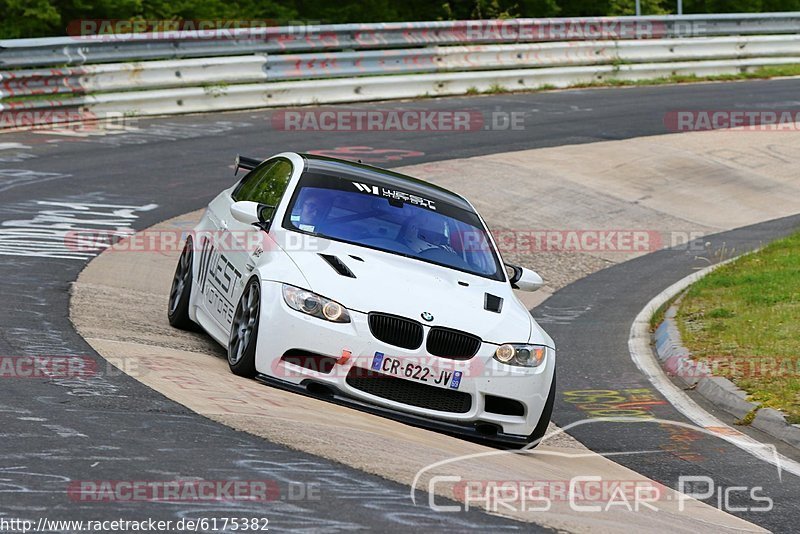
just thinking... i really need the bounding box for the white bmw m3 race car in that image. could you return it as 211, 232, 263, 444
168, 152, 555, 446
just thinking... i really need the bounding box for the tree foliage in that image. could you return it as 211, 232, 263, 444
0, 0, 797, 38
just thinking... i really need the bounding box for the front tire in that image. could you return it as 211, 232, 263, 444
525, 369, 556, 448
168, 238, 195, 330
228, 278, 260, 377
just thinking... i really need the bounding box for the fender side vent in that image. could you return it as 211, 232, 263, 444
484, 293, 503, 313
319, 254, 356, 278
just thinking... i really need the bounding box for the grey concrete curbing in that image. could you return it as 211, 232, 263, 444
694, 377, 759, 421
653, 294, 800, 450
752, 408, 800, 449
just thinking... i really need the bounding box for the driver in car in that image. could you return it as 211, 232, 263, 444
292, 192, 325, 232
399, 214, 451, 254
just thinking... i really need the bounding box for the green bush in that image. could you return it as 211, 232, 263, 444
2, 0, 799, 39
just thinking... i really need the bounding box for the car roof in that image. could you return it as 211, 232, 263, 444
299, 153, 474, 212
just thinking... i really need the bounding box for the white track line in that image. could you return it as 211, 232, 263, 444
629, 260, 800, 480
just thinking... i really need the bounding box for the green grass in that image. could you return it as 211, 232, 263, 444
488, 63, 800, 96
746, 63, 800, 78
569, 72, 746, 90
484, 82, 509, 94
649, 293, 680, 332
676, 230, 800, 424
735, 407, 759, 426
0, 91, 80, 103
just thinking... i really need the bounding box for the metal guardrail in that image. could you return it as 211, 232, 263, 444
3, 35, 799, 98
4, 56, 798, 124
2, 13, 800, 68
1, 13, 799, 129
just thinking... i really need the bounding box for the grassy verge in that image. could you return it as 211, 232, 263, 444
0, 92, 80, 104
478, 63, 800, 94
649, 293, 680, 332
675, 231, 800, 424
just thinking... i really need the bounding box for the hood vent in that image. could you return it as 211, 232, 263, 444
484, 293, 503, 313
319, 254, 356, 278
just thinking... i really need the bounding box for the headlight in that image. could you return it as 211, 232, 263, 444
494, 344, 546, 368
282, 284, 351, 323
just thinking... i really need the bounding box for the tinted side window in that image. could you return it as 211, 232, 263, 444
232, 159, 293, 206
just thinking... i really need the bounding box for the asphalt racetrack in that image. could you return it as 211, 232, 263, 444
2, 79, 800, 531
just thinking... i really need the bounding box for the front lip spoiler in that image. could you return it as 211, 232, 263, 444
254, 373, 530, 448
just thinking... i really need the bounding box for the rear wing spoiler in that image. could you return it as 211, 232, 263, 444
234, 154, 263, 175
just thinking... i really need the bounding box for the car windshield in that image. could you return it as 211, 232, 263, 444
282, 172, 503, 280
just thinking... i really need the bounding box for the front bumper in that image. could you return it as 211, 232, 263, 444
255, 281, 555, 439
254, 373, 534, 446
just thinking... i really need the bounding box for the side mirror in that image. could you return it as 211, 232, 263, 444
230, 201, 263, 225
233, 154, 262, 176
506, 263, 543, 292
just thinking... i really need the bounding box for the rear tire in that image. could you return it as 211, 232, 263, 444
525, 369, 556, 448
228, 278, 260, 377
168, 238, 195, 330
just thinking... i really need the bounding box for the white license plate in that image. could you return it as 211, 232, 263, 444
370, 352, 462, 390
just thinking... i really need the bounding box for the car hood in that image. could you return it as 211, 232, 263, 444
283, 239, 533, 344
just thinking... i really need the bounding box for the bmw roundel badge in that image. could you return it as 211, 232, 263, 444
421, 312, 434, 322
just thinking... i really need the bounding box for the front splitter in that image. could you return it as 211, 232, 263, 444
254, 373, 531, 448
